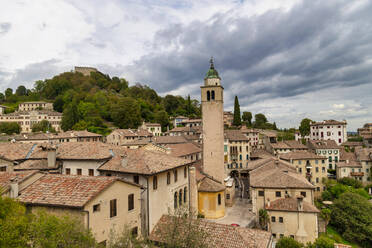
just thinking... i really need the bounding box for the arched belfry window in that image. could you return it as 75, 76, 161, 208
211, 90, 215, 100
174, 192, 178, 209
207, 91, 210, 101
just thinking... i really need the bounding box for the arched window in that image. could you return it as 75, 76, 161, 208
218, 193, 222, 205
184, 187, 187, 203
207, 91, 210, 101
184, 167, 187, 178
174, 192, 178, 209
211, 90, 215, 100
179, 189, 183, 206
153, 176, 158, 190
167, 172, 170, 185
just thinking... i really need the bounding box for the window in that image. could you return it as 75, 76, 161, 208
280, 234, 284, 238
298, 160, 302, 165
184, 167, 187, 178
174, 192, 178, 209
258, 191, 264, 196
93, 204, 100, 212
275, 191, 281, 197
316, 177, 319, 183
128, 194, 134, 211
179, 189, 183, 206
329, 156, 332, 162
315, 160, 318, 164
207, 91, 210, 101
65, 168, 71, 175
218, 193, 221, 205
184, 187, 187, 203
298, 168, 302, 173
174, 169, 178, 182
226, 193, 230, 200
110, 199, 117, 218
153, 176, 158, 190
271, 216, 276, 222
131, 227, 138, 237
301, 191, 306, 197
77, 169, 82, 175
211, 90, 215, 100
317, 187, 320, 191
167, 172, 170, 185
272, 234, 277, 238
89, 169, 94, 176
316, 167, 319, 173
279, 217, 283, 223
133, 175, 139, 184
322, 160, 325, 164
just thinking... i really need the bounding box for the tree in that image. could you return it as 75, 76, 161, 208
154, 110, 169, 131
153, 208, 209, 248
111, 97, 141, 129
253, 113, 268, 128
31, 120, 56, 133
0, 122, 21, 134
299, 118, 312, 137
242, 112, 252, 126
320, 208, 331, 228
330, 192, 372, 246
306, 236, 334, 248
233, 96, 241, 126
258, 209, 269, 230
53, 95, 65, 112
0, 93, 5, 102
273, 122, 278, 130
15, 85, 27, 96
4, 88, 13, 99
0, 196, 97, 248
186, 95, 192, 116
61, 100, 80, 131
276, 237, 303, 248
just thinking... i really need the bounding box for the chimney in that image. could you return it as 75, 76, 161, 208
10, 178, 19, 198
267, 198, 270, 207
47, 146, 57, 168
297, 195, 304, 211
189, 166, 198, 217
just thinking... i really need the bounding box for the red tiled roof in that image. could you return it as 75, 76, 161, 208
0, 170, 39, 191
98, 148, 191, 175
18, 174, 138, 208
150, 215, 272, 248
279, 151, 325, 160
266, 197, 319, 213
166, 143, 201, 157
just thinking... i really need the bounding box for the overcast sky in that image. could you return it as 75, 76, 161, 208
1, 0, 371, 131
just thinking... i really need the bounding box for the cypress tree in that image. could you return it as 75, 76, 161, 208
233, 95, 241, 126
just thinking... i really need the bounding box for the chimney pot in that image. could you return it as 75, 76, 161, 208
10, 178, 19, 198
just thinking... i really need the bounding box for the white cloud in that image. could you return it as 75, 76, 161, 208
332, 103, 345, 109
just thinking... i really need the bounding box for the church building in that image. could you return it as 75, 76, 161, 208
190, 58, 234, 219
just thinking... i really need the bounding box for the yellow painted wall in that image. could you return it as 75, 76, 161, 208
198, 191, 225, 219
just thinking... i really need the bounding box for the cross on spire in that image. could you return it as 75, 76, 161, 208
209, 57, 215, 69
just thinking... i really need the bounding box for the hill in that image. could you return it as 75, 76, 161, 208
0, 70, 201, 135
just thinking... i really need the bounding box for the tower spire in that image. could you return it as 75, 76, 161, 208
210, 57, 215, 69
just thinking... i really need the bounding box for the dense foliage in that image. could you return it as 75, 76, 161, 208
0, 196, 96, 247
0, 122, 21, 134
330, 192, 372, 247
31, 120, 56, 133
299, 118, 312, 137
0, 71, 201, 134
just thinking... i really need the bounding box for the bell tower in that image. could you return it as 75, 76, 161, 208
201, 58, 225, 182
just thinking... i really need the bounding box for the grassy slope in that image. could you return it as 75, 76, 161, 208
324, 226, 360, 248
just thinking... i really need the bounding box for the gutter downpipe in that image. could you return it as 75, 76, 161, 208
147, 177, 150, 236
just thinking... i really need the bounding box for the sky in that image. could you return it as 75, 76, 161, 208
1, 0, 372, 131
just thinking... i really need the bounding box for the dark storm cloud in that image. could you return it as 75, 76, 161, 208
124, 0, 372, 107
0, 59, 69, 91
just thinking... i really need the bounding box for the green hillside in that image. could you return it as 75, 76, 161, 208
0, 71, 201, 135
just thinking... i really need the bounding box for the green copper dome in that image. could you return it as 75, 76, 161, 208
205, 57, 220, 79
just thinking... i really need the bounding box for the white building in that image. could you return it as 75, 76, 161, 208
309, 120, 347, 145
141, 122, 162, 136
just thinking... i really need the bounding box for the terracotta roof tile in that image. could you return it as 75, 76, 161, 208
198, 176, 225, 192
310, 120, 346, 126
279, 151, 325, 160
0, 170, 39, 191
18, 174, 132, 208
308, 140, 339, 149
224, 130, 249, 141
284, 140, 308, 149
150, 215, 272, 248
166, 143, 201, 157
266, 197, 319, 213
98, 148, 191, 175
